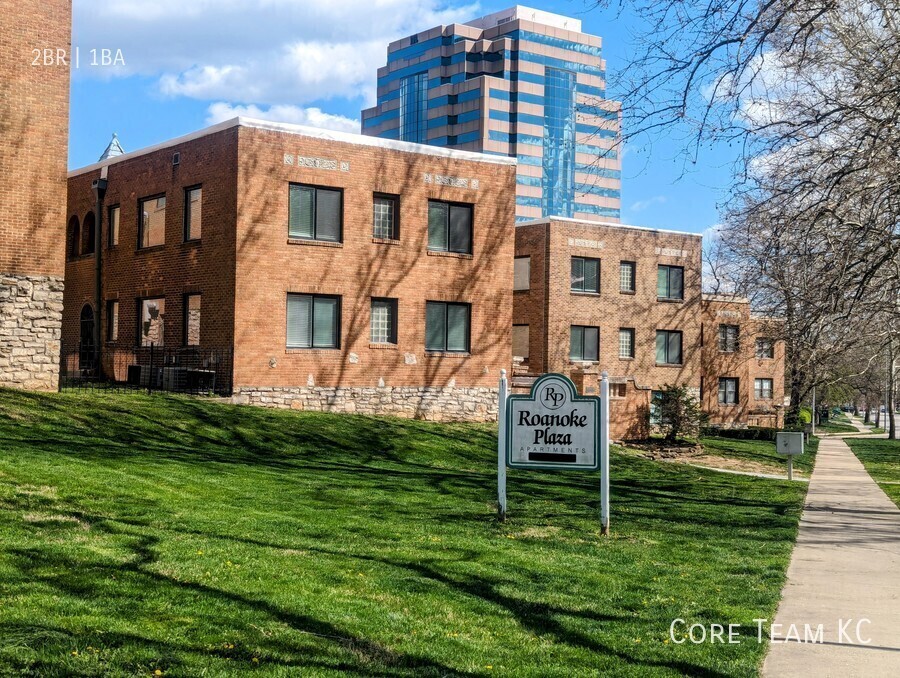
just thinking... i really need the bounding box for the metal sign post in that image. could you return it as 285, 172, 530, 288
497, 369, 508, 522
600, 371, 610, 535
496, 372, 609, 534
776, 432, 804, 481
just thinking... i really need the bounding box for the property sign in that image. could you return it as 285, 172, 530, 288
506, 374, 600, 470
776, 432, 804, 456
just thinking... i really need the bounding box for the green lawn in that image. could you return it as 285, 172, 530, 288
0, 390, 810, 676
845, 437, 900, 507
814, 420, 858, 434
699, 437, 819, 476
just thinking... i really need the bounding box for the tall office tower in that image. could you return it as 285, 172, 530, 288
362, 6, 621, 223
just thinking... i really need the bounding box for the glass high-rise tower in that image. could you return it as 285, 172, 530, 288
361, 6, 621, 223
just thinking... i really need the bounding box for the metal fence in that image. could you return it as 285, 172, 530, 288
60, 343, 233, 396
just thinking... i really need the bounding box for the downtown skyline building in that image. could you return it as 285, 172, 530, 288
361, 6, 622, 223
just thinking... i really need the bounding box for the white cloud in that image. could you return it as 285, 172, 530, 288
206, 103, 360, 134
629, 195, 667, 212
73, 0, 480, 107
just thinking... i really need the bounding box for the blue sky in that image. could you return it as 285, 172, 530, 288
69, 0, 734, 236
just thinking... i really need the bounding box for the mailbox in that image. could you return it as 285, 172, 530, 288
776, 432, 804, 456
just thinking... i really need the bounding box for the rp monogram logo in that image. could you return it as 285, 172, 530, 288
540, 385, 565, 410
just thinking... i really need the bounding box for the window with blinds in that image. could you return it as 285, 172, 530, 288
718, 324, 739, 352
655, 330, 682, 365
428, 200, 472, 254
425, 301, 470, 352
657, 265, 684, 300
287, 294, 340, 348
289, 184, 342, 242
719, 377, 739, 404
570, 325, 599, 361
571, 257, 600, 293
373, 194, 398, 239
371, 298, 398, 344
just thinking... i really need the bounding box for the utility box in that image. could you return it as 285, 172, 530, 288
776, 432, 805, 456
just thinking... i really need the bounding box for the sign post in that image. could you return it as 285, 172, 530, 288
497, 369, 508, 522
497, 372, 609, 533
600, 371, 610, 535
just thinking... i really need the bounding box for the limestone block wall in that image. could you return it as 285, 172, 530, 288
0, 275, 64, 390
233, 385, 500, 422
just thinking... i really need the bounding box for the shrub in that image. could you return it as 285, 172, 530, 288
652, 385, 707, 442
700, 426, 779, 442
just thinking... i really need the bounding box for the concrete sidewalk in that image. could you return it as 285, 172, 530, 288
762, 427, 900, 677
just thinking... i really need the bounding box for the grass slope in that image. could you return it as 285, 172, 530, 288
845, 437, 900, 507
699, 437, 819, 476
0, 390, 809, 677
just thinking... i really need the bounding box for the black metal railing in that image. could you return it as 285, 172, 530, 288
60, 343, 233, 396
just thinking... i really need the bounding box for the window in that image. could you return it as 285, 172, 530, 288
426, 301, 470, 352
370, 298, 398, 344
108, 205, 120, 247
514, 257, 530, 291
718, 377, 739, 405
428, 201, 472, 254
718, 324, 739, 352
571, 257, 600, 293
619, 261, 636, 293
610, 383, 627, 398
657, 265, 684, 300
184, 294, 201, 346
570, 325, 599, 361
106, 300, 118, 342
287, 294, 340, 349
81, 211, 96, 255
656, 330, 683, 365
289, 184, 342, 242
139, 297, 165, 347
541, 68, 577, 218
139, 195, 166, 248
67, 216, 80, 259
618, 328, 635, 359
79, 304, 95, 370
399, 72, 428, 143
184, 186, 202, 241
754, 378, 773, 399
373, 194, 398, 239
513, 324, 529, 359
756, 338, 774, 359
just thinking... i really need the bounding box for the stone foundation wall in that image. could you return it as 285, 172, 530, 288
232, 385, 500, 422
0, 275, 64, 391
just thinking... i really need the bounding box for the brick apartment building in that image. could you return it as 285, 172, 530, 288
512, 218, 785, 438
700, 295, 785, 429
0, 0, 71, 390
63, 117, 516, 420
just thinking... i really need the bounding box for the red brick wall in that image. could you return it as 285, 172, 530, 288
0, 0, 71, 277
63, 128, 239, 361
700, 298, 786, 427
232, 126, 516, 390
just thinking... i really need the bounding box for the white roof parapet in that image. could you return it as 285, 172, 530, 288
465, 6, 582, 32
69, 117, 516, 178
516, 216, 703, 239
702, 293, 751, 304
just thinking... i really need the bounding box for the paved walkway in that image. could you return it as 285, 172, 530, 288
763, 420, 900, 677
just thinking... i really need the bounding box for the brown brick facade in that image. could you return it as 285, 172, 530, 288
63, 119, 515, 420
513, 218, 784, 439
0, 1, 71, 390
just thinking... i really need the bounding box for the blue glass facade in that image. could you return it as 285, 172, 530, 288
361, 10, 622, 222
541, 68, 576, 219
399, 72, 428, 143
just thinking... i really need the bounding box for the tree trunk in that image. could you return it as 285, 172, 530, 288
864, 400, 871, 424
889, 342, 896, 440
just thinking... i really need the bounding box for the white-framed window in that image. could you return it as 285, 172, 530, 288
719, 324, 740, 352
754, 378, 773, 399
